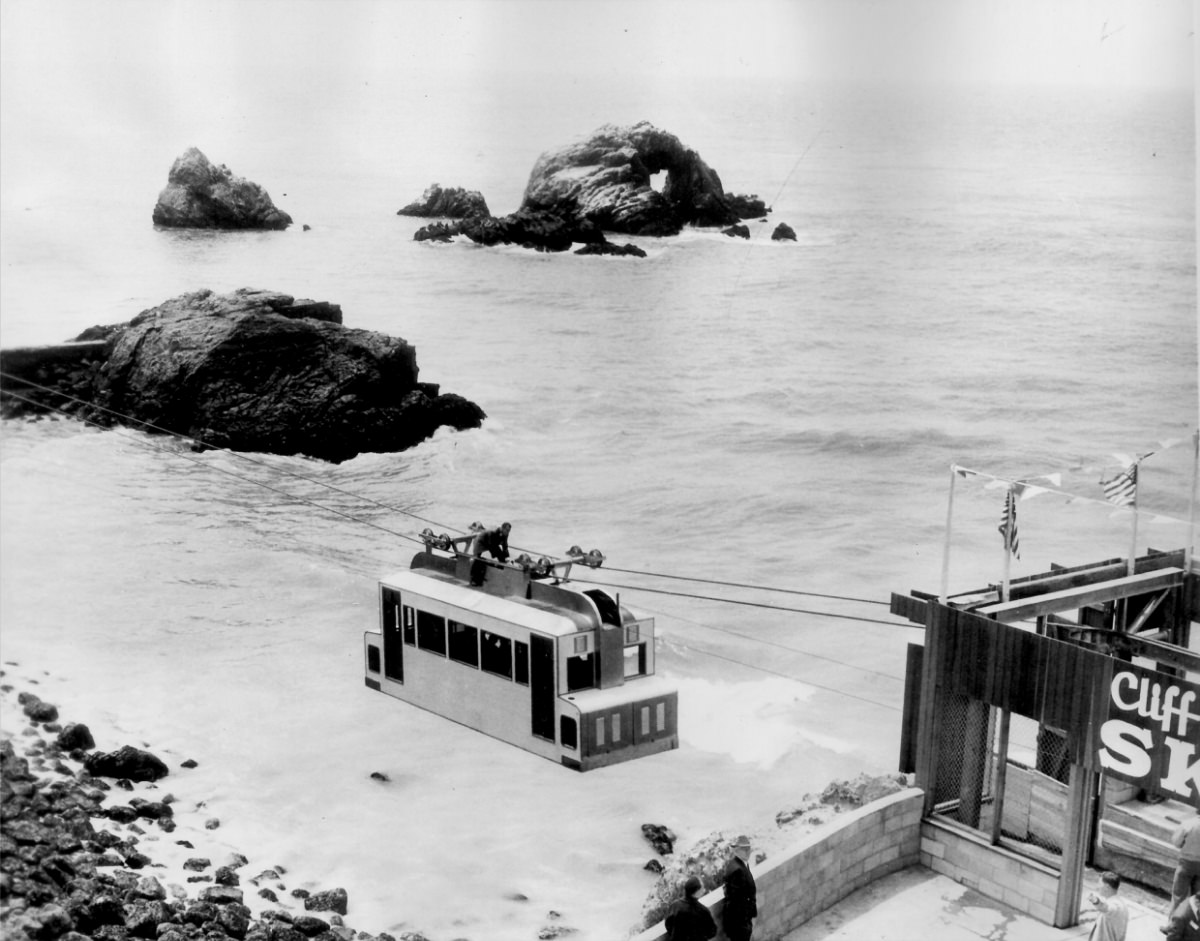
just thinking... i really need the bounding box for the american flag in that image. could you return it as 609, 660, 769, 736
1102, 463, 1138, 506
998, 489, 1020, 558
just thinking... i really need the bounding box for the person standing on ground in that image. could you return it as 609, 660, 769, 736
722, 835, 757, 941
664, 875, 717, 941
1167, 810, 1200, 931
1087, 871, 1128, 941
1164, 892, 1200, 941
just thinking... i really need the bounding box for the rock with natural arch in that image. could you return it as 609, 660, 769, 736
520, 122, 766, 236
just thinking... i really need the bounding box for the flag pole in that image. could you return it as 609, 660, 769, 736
1187, 430, 1199, 571
940, 465, 957, 603
1126, 465, 1141, 579
1001, 487, 1014, 603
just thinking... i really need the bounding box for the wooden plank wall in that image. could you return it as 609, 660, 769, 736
926, 605, 1114, 772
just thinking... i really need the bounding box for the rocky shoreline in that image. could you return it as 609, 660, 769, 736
2, 666, 908, 941
0, 674, 439, 941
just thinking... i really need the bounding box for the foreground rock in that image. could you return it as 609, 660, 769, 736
520, 122, 767, 236
398, 183, 489, 219
152, 147, 292, 230
0, 683, 389, 941
0, 288, 485, 462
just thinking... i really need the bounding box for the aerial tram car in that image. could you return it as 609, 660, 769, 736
363, 524, 679, 771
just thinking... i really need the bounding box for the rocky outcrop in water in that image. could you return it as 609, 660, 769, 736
771, 223, 796, 241
152, 148, 292, 230
398, 183, 489, 219
415, 210, 648, 256
413, 209, 646, 256
520, 122, 768, 236
0, 288, 485, 462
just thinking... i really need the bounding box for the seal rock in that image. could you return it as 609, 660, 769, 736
521, 122, 765, 236
152, 147, 292, 230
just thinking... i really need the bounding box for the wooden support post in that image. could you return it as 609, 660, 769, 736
991, 709, 1010, 845
1055, 762, 1097, 929
916, 603, 944, 815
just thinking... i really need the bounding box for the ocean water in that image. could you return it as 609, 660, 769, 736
1, 78, 1196, 939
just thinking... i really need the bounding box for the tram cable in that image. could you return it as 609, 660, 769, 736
680, 643, 901, 712
622, 596, 905, 684
0, 373, 469, 537
0, 387, 430, 549
599, 565, 889, 606
2, 383, 906, 632
569, 575, 899, 626
2, 374, 898, 610
4, 385, 912, 710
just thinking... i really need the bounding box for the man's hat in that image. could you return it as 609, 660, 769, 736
733, 835, 751, 851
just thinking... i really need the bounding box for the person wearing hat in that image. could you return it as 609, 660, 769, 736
664, 875, 717, 941
722, 835, 758, 941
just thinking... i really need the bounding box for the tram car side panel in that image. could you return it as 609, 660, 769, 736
364, 564, 680, 771
367, 577, 568, 764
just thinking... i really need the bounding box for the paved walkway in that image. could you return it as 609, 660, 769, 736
782, 866, 1169, 941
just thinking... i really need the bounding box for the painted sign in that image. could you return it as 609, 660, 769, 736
1097, 662, 1200, 807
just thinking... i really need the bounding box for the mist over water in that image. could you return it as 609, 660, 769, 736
1, 77, 1196, 939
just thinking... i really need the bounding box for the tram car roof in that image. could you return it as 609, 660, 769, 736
380, 552, 640, 638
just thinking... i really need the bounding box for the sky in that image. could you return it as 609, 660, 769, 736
0, 0, 1195, 213
1, 0, 1194, 122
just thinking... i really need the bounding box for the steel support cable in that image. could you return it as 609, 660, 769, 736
682, 643, 900, 712
654, 607, 904, 683
569, 576, 902, 626
5, 389, 908, 705
0, 372, 464, 535
599, 564, 888, 606
3, 376, 897, 621
0, 388, 428, 548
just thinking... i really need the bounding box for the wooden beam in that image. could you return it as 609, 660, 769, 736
1009, 551, 1184, 600
977, 568, 1184, 623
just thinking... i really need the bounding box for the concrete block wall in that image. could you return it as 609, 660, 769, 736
920, 817, 1059, 924
630, 788, 924, 941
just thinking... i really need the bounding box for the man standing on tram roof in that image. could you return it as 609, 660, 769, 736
722, 835, 758, 941
469, 522, 511, 586
472, 521, 511, 562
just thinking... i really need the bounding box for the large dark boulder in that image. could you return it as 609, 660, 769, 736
152, 148, 292, 230
398, 183, 489, 219
520, 122, 767, 236
456, 208, 605, 252
414, 208, 620, 254
83, 747, 169, 783
48, 288, 486, 463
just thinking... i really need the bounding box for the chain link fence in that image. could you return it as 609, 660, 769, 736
930, 696, 1066, 863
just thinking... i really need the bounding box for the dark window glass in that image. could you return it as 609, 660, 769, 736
448, 621, 478, 667
480, 630, 512, 678
514, 641, 529, 685
367, 645, 381, 673
560, 716, 578, 749
416, 610, 446, 655
566, 653, 595, 692
403, 606, 416, 646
